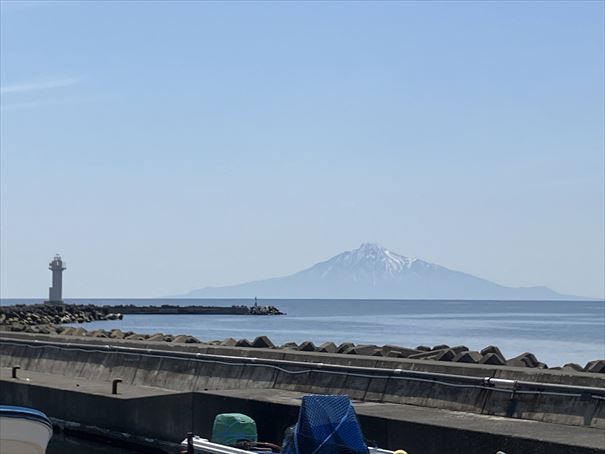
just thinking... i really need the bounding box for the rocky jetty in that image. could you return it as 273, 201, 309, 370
0, 302, 283, 332
248, 304, 283, 315
0, 303, 122, 331
105, 304, 283, 316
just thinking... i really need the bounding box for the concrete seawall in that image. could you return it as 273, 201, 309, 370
1, 333, 604, 454
3, 331, 603, 384
2, 368, 604, 454
1, 332, 603, 428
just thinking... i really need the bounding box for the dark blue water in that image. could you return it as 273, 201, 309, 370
4, 298, 604, 367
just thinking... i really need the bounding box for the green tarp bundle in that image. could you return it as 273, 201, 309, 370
212, 413, 258, 446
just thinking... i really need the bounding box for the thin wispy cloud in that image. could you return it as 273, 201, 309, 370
0, 77, 79, 94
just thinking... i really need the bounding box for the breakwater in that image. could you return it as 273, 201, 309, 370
2, 332, 605, 420
0, 303, 123, 330
0, 302, 283, 334
1, 333, 604, 454
105, 303, 283, 315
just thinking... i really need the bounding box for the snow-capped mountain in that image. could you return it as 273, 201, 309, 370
182, 243, 573, 300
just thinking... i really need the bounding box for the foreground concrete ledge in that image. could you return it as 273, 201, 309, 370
2, 331, 603, 387
0, 366, 176, 399
1, 367, 603, 454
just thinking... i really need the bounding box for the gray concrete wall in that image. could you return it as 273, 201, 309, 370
355, 411, 605, 454
3, 331, 603, 387
1, 379, 602, 454
1, 335, 603, 429
0, 380, 193, 442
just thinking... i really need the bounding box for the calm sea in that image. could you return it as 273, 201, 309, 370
4, 298, 604, 367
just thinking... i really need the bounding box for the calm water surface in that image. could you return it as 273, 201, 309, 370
5, 298, 604, 367
54, 299, 605, 367
47, 433, 143, 453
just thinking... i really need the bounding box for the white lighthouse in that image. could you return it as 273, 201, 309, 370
47, 254, 66, 304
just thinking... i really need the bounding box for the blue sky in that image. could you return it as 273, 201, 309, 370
1, 1, 603, 299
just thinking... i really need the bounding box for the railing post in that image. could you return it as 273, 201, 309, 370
11, 365, 20, 379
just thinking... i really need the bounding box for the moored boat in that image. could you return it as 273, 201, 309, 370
180, 395, 398, 454
181, 436, 394, 454
0, 405, 53, 454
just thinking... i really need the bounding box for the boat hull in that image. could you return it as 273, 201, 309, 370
0, 406, 53, 454
180, 436, 394, 454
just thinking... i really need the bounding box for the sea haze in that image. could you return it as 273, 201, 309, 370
42, 298, 605, 368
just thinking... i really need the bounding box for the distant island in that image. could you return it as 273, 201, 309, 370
181, 243, 581, 300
